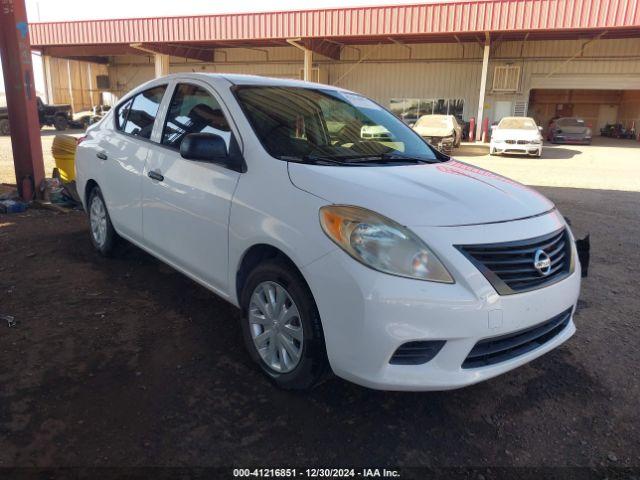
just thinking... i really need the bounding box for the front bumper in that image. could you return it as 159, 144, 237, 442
491, 140, 542, 155
423, 136, 454, 153
303, 211, 581, 391
552, 135, 591, 144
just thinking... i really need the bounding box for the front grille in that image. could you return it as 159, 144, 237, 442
462, 308, 572, 368
456, 228, 573, 295
389, 340, 446, 365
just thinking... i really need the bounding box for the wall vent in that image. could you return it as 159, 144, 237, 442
514, 101, 528, 117
493, 65, 520, 92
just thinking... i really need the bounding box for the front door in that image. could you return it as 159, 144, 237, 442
142, 82, 240, 295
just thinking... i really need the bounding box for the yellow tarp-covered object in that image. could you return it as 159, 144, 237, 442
51, 135, 78, 182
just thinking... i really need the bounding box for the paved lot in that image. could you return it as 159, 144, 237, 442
1, 186, 640, 468
454, 137, 640, 192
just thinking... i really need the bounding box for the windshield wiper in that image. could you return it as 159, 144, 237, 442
340, 153, 439, 165
279, 154, 345, 166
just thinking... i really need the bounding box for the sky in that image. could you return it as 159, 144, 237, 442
1, 0, 449, 96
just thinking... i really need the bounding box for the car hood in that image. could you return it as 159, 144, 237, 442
492, 128, 540, 140
413, 126, 453, 137
288, 159, 555, 227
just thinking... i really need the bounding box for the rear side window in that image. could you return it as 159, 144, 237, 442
116, 85, 166, 139
162, 83, 231, 150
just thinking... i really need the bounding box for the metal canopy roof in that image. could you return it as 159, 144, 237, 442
29, 0, 640, 61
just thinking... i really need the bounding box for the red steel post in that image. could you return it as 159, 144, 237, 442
0, 0, 45, 200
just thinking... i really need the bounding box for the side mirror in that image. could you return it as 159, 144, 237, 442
180, 132, 246, 172
180, 133, 228, 163
538, 126, 543, 132
490, 124, 496, 130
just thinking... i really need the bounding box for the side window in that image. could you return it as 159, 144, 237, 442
116, 98, 133, 131
162, 83, 231, 150
122, 86, 167, 139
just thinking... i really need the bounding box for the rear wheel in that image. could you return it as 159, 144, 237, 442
240, 259, 329, 390
54, 115, 69, 131
0, 119, 9, 136
88, 186, 118, 256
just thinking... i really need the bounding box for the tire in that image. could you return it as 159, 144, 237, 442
0, 119, 9, 136
54, 115, 69, 131
240, 259, 329, 390
88, 186, 118, 256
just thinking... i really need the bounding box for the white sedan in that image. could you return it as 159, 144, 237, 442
490, 116, 544, 157
75, 74, 580, 391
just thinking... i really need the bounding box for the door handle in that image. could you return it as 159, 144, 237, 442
96, 151, 108, 160
148, 170, 164, 182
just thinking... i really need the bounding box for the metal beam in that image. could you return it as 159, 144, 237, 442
0, 0, 45, 199
300, 39, 341, 60
287, 39, 314, 81
130, 42, 213, 63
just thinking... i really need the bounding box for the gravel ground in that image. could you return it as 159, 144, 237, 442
0, 129, 84, 185
0, 186, 639, 469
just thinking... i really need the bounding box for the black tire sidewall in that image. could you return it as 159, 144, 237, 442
54, 116, 69, 131
240, 260, 328, 390
88, 186, 116, 256
0, 119, 9, 136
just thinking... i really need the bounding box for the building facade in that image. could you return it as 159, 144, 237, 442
31, 0, 640, 134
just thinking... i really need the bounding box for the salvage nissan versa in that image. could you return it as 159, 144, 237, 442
76, 74, 581, 391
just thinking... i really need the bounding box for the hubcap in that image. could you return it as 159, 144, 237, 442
249, 281, 303, 373
89, 195, 107, 247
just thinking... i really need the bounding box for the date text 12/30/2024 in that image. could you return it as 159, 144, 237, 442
233, 469, 401, 478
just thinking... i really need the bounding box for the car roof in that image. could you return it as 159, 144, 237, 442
162, 72, 350, 91
499, 116, 536, 122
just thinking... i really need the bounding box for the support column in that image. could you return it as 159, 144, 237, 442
303, 48, 313, 82
476, 35, 491, 142
0, 0, 45, 198
41, 55, 54, 104
154, 53, 170, 78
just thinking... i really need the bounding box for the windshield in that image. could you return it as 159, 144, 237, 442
498, 118, 538, 130
234, 86, 441, 164
415, 115, 451, 129
557, 118, 585, 127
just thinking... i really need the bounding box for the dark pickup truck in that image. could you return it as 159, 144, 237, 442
0, 97, 73, 135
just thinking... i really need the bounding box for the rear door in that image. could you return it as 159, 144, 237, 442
96, 85, 167, 240
141, 81, 241, 294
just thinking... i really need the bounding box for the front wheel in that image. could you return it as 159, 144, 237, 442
88, 186, 118, 256
0, 119, 10, 136
54, 115, 69, 131
240, 259, 329, 390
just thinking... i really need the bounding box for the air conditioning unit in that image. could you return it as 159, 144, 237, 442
298, 67, 328, 84
96, 75, 110, 90
492, 65, 520, 92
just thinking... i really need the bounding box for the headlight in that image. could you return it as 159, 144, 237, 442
319, 205, 454, 283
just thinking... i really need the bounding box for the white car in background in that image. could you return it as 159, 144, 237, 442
412, 114, 462, 154
490, 117, 544, 158
75, 73, 580, 391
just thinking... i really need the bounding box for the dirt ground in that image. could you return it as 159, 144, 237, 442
1, 185, 639, 469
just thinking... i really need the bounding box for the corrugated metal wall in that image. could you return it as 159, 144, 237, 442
47, 57, 109, 112
99, 37, 639, 123
30, 0, 640, 46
